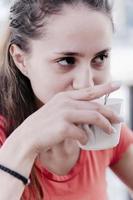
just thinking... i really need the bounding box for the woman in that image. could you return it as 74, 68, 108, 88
0, 0, 133, 199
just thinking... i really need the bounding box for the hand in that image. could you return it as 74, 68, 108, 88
22, 82, 122, 154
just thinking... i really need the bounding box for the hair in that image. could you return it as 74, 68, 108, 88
0, 0, 113, 199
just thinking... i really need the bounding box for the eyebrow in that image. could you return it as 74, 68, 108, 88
95, 49, 111, 57
54, 48, 111, 57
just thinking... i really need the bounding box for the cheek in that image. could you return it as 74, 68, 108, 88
93, 68, 111, 85
29, 72, 70, 104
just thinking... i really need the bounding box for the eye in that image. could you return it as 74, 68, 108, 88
91, 53, 109, 68
57, 57, 76, 67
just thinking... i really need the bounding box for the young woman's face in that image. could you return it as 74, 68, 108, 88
26, 4, 113, 106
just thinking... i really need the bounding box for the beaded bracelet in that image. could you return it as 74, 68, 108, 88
0, 164, 30, 185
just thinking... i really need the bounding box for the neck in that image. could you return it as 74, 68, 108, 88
39, 139, 80, 175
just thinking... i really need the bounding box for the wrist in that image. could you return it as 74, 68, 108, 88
0, 126, 37, 178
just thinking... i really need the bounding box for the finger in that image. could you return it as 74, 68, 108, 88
87, 102, 122, 124
78, 124, 94, 144
98, 104, 122, 124
66, 124, 89, 145
67, 110, 114, 134
68, 100, 122, 124
66, 81, 121, 101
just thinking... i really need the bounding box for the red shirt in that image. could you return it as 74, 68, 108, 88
0, 117, 133, 200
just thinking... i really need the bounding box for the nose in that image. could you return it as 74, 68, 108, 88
72, 67, 94, 90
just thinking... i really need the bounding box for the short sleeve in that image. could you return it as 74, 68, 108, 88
110, 123, 133, 166
0, 115, 6, 146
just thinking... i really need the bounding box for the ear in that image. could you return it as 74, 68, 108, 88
9, 44, 29, 77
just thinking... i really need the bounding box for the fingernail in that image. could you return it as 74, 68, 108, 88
110, 126, 117, 134
111, 81, 122, 89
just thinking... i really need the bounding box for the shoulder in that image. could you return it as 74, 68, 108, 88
117, 123, 133, 150
109, 123, 133, 165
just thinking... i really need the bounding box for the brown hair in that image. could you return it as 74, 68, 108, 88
0, 0, 113, 199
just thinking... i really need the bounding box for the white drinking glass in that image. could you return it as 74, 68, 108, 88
78, 98, 123, 150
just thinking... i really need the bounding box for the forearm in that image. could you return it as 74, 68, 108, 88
0, 127, 37, 200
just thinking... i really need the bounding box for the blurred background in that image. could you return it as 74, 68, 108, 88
0, 0, 133, 200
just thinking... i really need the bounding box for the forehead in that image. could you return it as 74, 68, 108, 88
31, 4, 112, 55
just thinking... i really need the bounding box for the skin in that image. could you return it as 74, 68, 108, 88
10, 3, 133, 188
